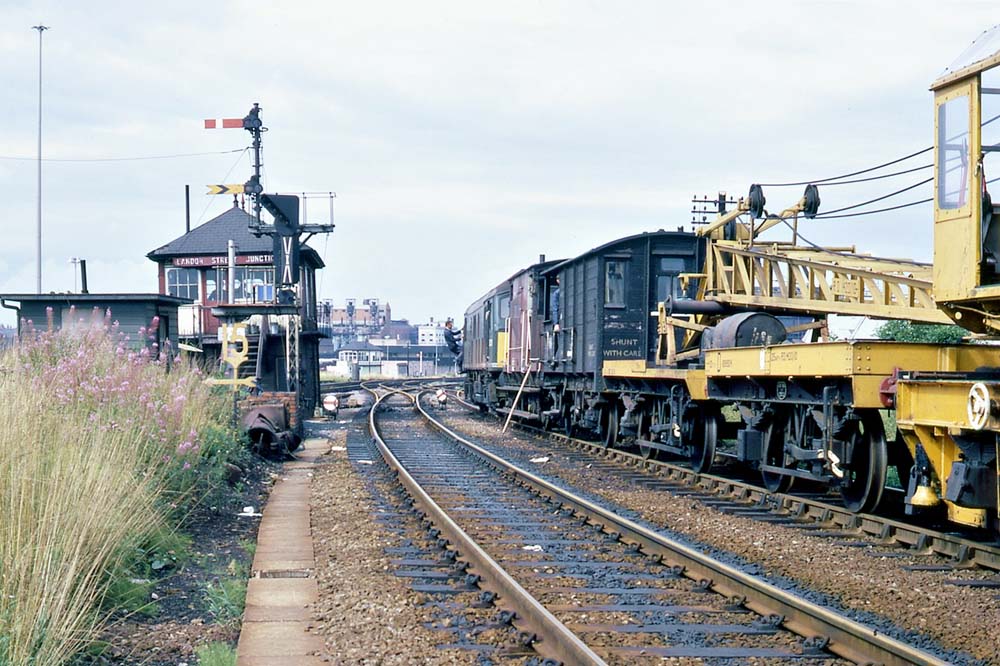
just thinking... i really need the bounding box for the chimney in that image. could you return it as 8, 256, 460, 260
539, 254, 545, 263
80, 260, 89, 294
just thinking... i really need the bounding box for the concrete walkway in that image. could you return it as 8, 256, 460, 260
236, 437, 328, 665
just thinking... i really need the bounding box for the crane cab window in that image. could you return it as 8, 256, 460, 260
604, 260, 626, 307
655, 257, 688, 302
937, 94, 970, 210
982, 68, 1000, 186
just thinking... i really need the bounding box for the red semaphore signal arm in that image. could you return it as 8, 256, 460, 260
204, 118, 244, 129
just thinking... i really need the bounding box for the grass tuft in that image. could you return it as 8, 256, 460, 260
195, 642, 237, 666
203, 575, 247, 626
0, 314, 235, 664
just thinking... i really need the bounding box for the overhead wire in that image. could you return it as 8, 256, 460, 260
757, 146, 932, 187
814, 177, 933, 216
0, 148, 246, 162
810, 174, 1000, 219
760, 125, 987, 219
192, 148, 250, 227
750, 174, 1000, 253
810, 162, 932, 186
757, 111, 1000, 189
808, 197, 932, 219
808, 151, 993, 219
746, 150, 935, 221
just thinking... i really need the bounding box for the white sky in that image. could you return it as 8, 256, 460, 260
1, 2, 998, 329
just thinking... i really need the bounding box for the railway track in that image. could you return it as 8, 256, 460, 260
449, 390, 1000, 574
320, 376, 461, 396
366, 383, 956, 665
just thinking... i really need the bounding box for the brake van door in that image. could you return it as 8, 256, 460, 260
602, 255, 644, 365
648, 256, 688, 362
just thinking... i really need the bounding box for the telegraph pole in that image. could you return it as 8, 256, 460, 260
32, 24, 49, 294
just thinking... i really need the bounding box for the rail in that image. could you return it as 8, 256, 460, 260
455, 389, 1000, 572
571, 434, 1000, 572
366, 385, 607, 665
431, 388, 952, 665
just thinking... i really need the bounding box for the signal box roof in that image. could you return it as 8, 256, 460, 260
146, 204, 324, 268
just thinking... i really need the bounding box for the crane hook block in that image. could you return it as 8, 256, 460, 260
803, 184, 821, 219
748, 184, 766, 219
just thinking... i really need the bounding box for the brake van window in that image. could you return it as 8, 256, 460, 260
605, 261, 626, 306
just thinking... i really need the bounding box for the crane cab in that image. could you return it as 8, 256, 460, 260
932, 25, 1000, 332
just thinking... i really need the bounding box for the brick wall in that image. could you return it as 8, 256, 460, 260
239, 391, 299, 429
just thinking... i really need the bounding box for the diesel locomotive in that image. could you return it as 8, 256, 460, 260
464, 26, 1000, 534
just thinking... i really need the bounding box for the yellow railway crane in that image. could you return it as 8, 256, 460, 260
656, 26, 1000, 530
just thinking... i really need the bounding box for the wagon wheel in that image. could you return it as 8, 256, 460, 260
637, 410, 659, 460
562, 401, 575, 438
761, 410, 795, 494
540, 392, 556, 431
687, 407, 719, 474
603, 405, 619, 449
839, 411, 888, 514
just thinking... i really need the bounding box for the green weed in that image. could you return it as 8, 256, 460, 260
195, 642, 237, 666
203, 573, 247, 626
103, 576, 158, 618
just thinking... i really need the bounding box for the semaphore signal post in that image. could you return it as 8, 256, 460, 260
203, 104, 335, 433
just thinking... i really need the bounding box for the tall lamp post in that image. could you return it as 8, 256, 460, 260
69, 257, 80, 292
32, 24, 49, 295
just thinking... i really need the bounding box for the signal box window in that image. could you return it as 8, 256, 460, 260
937, 94, 970, 210
212, 267, 275, 303
240, 267, 275, 303
205, 273, 219, 303
166, 267, 200, 301
605, 261, 626, 306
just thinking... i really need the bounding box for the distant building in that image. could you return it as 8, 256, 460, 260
324, 340, 388, 379
382, 319, 416, 342
318, 299, 391, 354
321, 300, 390, 328
369, 337, 454, 376
315, 304, 454, 377
336, 340, 385, 364
417, 321, 446, 346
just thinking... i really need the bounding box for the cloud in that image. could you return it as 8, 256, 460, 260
0, 1, 997, 327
